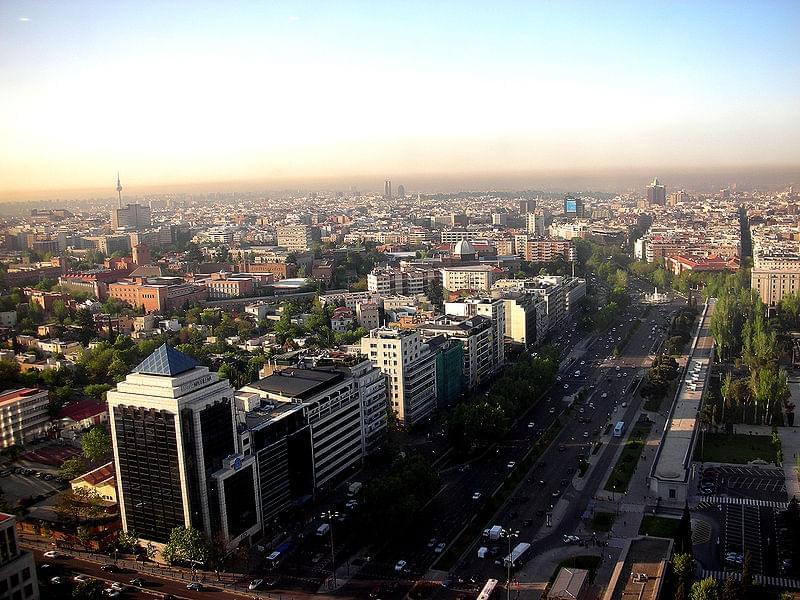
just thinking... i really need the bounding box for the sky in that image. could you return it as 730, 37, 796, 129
1, 1, 799, 198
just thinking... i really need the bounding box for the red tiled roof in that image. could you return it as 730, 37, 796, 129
72, 461, 115, 486
58, 399, 107, 422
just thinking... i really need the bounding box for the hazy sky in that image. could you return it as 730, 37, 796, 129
1, 1, 799, 196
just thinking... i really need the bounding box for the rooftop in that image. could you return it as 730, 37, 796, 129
71, 461, 115, 487
249, 368, 345, 400
132, 344, 199, 377
58, 399, 107, 422
0, 388, 46, 407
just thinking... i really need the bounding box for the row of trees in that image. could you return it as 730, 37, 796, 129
447, 347, 559, 453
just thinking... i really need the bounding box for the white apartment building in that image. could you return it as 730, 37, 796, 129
752, 250, 800, 308
501, 293, 540, 347
361, 328, 437, 426
441, 265, 499, 292
276, 225, 313, 252
368, 267, 437, 296
0, 388, 49, 448
421, 315, 496, 389
443, 297, 505, 369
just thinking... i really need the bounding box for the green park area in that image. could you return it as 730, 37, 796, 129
693, 432, 779, 464
604, 422, 652, 493
639, 515, 680, 540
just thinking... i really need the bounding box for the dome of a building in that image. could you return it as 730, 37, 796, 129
453, 239, 476, 257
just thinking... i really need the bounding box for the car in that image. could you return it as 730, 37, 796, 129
50, 576, 65, 585
472, 491, 482, 501
110, 583, 125, 592
615, 365, 620, 371
104, 591, 121, 599
427, 538, 437, 548
44, 551, 60, 559
601, 392, 607, 398
549, 407, 555, 414
249, 579, 264, 591
563, 535, 580, 544
558, 444, 566, 452
435, 542, 446, 554
556, 375, 562, 381
580, 360, 585, 365
394, 560, 407, 572
101, 564, 119, 572
507, 461, 516, 469
345, 499, 359, 510
186, 582, 203, 591
74, 575, 91, 583
583, 431, 589, 438
130, 578, 146, 587
621, 402, 627, 408
552, 490, 561, 498
527, 421, 535, 428
623, 372, 628, 377
617, 373, 622, 378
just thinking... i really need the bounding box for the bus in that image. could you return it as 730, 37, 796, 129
613, 421, 625, 437
477, 579, 499, 600
503, 542, 531, 568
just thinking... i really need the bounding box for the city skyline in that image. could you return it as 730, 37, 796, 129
1, 0, 799, 198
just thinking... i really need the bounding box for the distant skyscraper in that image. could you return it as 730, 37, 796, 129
519, 199, 535, 214
563, 196, 585, 218
383, 179, 392, 199
397, 184, 405, 198
646, 178, 666, 205
116, 172, 123, 208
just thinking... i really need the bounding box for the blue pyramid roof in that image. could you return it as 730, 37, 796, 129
133, 344, 199, 376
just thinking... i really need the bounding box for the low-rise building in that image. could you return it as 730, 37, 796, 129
70, 461, 117, 503
107, 277, 208, 313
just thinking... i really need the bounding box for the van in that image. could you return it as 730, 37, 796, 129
316, 523, 330, 537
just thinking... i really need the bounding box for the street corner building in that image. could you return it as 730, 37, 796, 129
107, 344, 261, 551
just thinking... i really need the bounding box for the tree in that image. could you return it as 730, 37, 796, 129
81, 427, 112, 462
161, 526, 210, 565
83, 384, 112, 400
53, 487, 105, 525
690, 577, 719, 600
673, 552, 695, 590
0, 360, 21, 390
677, 502, 693, 555
58, 457, 87, 481
72, 579, 105, 600
116, 530, 139, 554
740, 551, 752, 600
720, 576, 740, 600
428, 277, 444, 308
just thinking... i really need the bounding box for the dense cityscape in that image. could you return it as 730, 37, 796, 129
2, 2, 799, 600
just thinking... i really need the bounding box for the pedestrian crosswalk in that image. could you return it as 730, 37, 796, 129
700, 570, 800, 590
697, 496, 788, 510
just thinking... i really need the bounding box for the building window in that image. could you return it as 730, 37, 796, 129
669, 488, 676, 499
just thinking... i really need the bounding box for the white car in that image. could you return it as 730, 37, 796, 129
110, 583, 125, 592
507, 461, 516, 469
249, 579, 264, 591
472, 491, 482, 501
44, 551, 60, 559
435, 542, 446, 554
394, 559, 407, 572
528, 421, 535, 428
104, 591, 121, 599
564, 384, 569, 389
601, 392, 607, 398
583, 431, 589, 438
563, 535, 580, 544
74, 575, 91, 583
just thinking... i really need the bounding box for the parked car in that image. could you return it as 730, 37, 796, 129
394, 560, 407, 572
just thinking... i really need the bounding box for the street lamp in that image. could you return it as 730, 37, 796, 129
501, 528, 519, 600
321, 511, 339, 589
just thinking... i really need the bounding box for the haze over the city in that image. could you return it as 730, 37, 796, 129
1, 0, 799, 199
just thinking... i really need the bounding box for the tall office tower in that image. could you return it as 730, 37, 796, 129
112, 203, 152, 229
384, 179, 392, 199
519, 199, 535, 214
397, 184, 405, 198
646, 178, 667, 205
108, 345, 260, 549
0, 513, 39, 599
